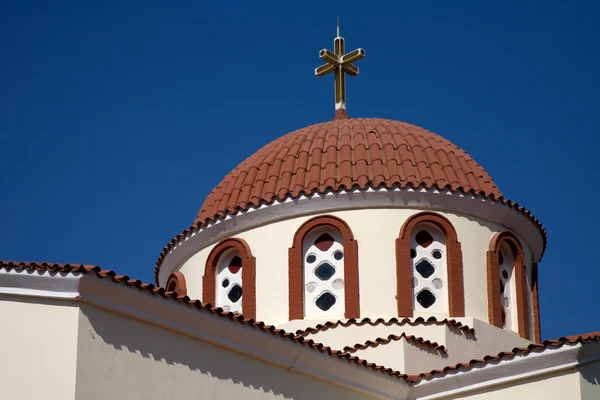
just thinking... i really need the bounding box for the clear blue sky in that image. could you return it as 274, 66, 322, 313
1, 1, 598, 340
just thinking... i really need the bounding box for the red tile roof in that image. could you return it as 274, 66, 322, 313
295, 316, 476, 336
343, 333, 447, 353
410, 333, 600, 383
0, 261, 411, 380
2, 261, 598, 385
197, 118, 501, 225
153, 118, 547, 285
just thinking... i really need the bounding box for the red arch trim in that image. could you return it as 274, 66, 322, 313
486, 231, 530, 339
531, 262, 542, 342
166, 271, 187, 297
203, 238, 256, 319
289, 215, 359, 320
396, 212, 465, 318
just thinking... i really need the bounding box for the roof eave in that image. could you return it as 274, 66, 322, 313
410, 342, 594, 399
0, 264, 412, 399
154, 186, 547, 286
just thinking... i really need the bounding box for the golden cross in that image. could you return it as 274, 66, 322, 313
315, 17, 365, 116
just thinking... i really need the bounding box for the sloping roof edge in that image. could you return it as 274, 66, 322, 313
295, 316, 475, 336
343, 333, 447, 354
410, 333, 600, 383
0, 260, 412, 383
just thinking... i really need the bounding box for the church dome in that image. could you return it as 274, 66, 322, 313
196, 118, 502, 225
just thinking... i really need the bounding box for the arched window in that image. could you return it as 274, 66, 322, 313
215, 249, 243, 313
410, 224, 448, 313
486, 231, 530, 339
396, 212, 464, 318
303, 227, 345, 317
498, 242, 516, 330
203, 238, 256, 319
289, 215, 359, 320
165, 271, 187, 296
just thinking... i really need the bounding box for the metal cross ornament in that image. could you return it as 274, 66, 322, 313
315, 18, 365, 115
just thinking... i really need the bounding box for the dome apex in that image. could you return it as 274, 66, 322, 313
196, 118, 501, 225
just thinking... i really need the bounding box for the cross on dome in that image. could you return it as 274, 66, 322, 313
315, 17, 365, 119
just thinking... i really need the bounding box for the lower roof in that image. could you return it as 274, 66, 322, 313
1, 260, 598, 386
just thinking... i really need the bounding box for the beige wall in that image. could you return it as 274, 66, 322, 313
177, 207, 534, 337
452, 318, 531, 361
294, 317, 531, 374
0, 295, 79, 400
74, 303, 378, 400
0, 283, 595, 400
349, 339, 447, 375
439, 368, 581, 400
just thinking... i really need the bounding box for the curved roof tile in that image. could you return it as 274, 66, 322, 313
196, 118, 502, 225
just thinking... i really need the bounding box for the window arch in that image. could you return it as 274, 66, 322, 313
396, 212, 464, 318
531, 262, 542, 343
165, 271, 187, 297
486, 231, 530, 339
203, 238, 256, 319
289, 215, 359, 320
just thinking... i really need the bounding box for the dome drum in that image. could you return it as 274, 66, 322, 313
154, 117, 545, 343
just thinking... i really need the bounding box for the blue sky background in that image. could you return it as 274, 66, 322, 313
1, 1, 598, 340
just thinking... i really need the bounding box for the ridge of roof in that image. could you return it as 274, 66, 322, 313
343, 333, 446, 354
153, 186, 546, 286
0, 260, 411, 382
295, 316, 475, 336
409, 333, 600, 384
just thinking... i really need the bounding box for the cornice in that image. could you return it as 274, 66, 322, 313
0, 267, 82, 299
156, 186, 546, 285
411, 344, 583, 399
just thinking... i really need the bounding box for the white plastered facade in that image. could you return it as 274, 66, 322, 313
0, 294, 80, 400
290, 317, 532, 373
0, 266, 599, 399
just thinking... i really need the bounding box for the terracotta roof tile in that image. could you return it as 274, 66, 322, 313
153, 118, 547, 284
410, 333, 600, 383
343, 333, 447, 353
295, 317, 476, 336
195, 118, 502, 224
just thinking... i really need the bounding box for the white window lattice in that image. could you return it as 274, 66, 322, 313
498, 242, 517, 332
216, 249, 243, 313
410, 224, 448, 313
302, 228, 345, 318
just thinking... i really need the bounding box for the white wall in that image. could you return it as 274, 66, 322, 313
177, 207, 527, 328
0, 295, 79, 400
438, 368, 582, 400
74, 303, 379, 400
293, 317, 531, 374
349, 339, 447, 375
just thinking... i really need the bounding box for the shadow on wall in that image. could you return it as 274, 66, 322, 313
447, 326, 477, 343
581, 367, 600, 387
79, 304, 369, 399
579, 342, 600, 392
